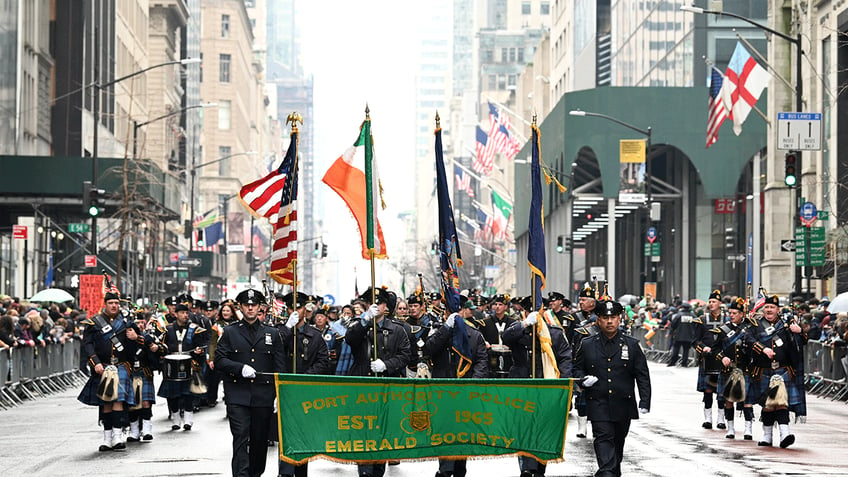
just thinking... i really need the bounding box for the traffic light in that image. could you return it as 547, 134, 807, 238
565, 237, 573, 252
314, 242, 320, 257
784, 151, 799, 187
556, 236, 564, 253
430, 241, 438, 255
183, 219, 192, 239
321, 244, 328, 258
724, 227, 735, 250
83, 181, 106, 217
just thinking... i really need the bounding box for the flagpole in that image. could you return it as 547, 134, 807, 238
370, 250, 377, 363
292, 258, 298, 374
531, 274, 537, 379
287, 111, 302, 375
364, 105, 379, 364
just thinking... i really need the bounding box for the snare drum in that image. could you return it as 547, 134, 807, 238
488, 344, 513, 378
163, 354, 192, 382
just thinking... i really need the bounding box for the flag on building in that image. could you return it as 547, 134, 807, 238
528, 123, 546, 312
475, 209, 494, 244
268, 130, 299, 285
239, 159, 287, 226
488, 102, 522, 160
193, 208, 222, 251
322, 117, 388, 260
454, 164, 474, 198
474, 126, 495, 174
723, 42, 769, 136
435, 122, 472, 378
706, 68, 728, 148
491, 190, 512, 239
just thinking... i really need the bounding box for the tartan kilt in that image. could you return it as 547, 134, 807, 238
696, 366, 720, 392
715, 371, 729, 396
132, 369, 157, 404
745, 367, 804, 407
157, 372, 204, 399
77, 364, 135, 407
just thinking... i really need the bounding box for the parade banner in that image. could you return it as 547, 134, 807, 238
275, 374, 573, 464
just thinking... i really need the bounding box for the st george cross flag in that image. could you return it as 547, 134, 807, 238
723, 42, 769, 136
268, 130, 299, 285
454, 164, 474, 198
474, 126, 495, 174
706, 68, 729, 148
491, 190, 512, 239
322, 118, 388, 260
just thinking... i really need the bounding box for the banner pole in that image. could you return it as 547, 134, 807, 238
370, 251, 378, 365
292, 258, 298, 374
531, 274, 537, 378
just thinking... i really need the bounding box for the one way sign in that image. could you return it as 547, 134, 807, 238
780, 239, 796, 252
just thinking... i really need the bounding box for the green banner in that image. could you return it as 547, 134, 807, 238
275, 374, 573, 464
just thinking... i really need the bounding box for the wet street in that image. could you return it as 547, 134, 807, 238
2, 361, 847, 476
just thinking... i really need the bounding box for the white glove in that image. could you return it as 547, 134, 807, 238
523, 311, 538, 328
582, 375, 598, 387
285, 312, 300, 329
639, 408, 649, 414
370, 359, 387, 373
445, 313, 457, 329
362, 304, 380, 325
241, 364, 257, 378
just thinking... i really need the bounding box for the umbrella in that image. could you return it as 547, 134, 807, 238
688, 298, 706, 307
29, 288, 75, 303
826, 292, 848, 313
617, 294, 639, 306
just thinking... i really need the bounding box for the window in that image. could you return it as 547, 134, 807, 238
219, 54, 231, 83
501, 48, 508, 63
221, 15, 230, 38
218, 146, 232, 175
518, 48, 525, 63
483, 49, 494, 62
488, 75, 497, 89
498, 75, 507, 90
540, 1, 550, 14
509, 47, 516, 62
199, 53, 203, 82
218, 100, 231, 130
522, 1, 531, 14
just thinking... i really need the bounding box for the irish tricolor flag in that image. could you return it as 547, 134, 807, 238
322, 119, 388, 259
491, 190, 512, 239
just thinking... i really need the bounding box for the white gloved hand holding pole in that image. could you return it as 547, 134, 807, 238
362, 304, 380, 325
241, 365, 257, 379
370, 359, 387, 373
581, 375, 598, 387
523, 311, 538, 328
445, 313, 457, 329
285, 312, 300, 329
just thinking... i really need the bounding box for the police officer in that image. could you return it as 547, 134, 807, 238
574, 300, 651, 477
215, 289, 286, 477
480, 294, 516, 346
548, 291, 577, 345
667, 302, 702, 368
744, 295, 806, 448
345, 287, 411, 477
425, 296, 489, 477
501, 306, 572, 477
77, 291, 142, 451
312, 307, 342, 371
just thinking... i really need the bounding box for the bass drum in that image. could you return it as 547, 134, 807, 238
488, 344, 513, 378
163, 354, 192, 382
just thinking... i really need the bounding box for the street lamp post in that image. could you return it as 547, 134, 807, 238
189, 151, 257, 252
569, 110, 653, 299
681, 5, 804, 295
89, 57, 201, 255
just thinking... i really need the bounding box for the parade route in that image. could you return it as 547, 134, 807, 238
2, 361, 847, 477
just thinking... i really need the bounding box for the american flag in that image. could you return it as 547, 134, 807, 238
474, 209, 494, 244
102, 273, 119, 295
267, 131, 299, 285
488, 102, 522, 160
454, 164, 474, 198
706, 68, 728, 148
474, 126, 495, 174
239, 161, 287, 226
749, 289, 766, 316
272, 295, 285, 317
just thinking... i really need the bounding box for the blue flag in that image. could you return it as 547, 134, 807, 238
528, 124, 546, 311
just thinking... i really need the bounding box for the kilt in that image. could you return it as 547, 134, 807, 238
715, 371, 728, 396
696, 365, 720, 392
77, 364, 135, 407
132, 369, 156, 404
157, 372, 204, 399
745, 367, 804, 407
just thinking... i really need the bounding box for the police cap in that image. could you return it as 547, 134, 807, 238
595, 299, 623, 316
236, 289, 265, 305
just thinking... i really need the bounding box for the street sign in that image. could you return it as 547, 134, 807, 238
169, 253, 180, 264
84, 255, 97, 268
799, 202, 818, 226
323, 294, 336, 305
619, 193, 646, 204
818, 211, 830, 221
777, 112, 822, 150
12, 225, 27, 239
619, 139, 646, 163
68, 223, 90, 233
780, 240, 796, 252
795, 226, 826, 266
646, 227, 657, 244
180, 258, 201, 267
643, 243, 661, 256
589, 267, 606, 282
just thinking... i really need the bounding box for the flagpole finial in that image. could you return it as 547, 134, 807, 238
532, 113, 537, 126
286, 111, 303, 133
365, 104, 370, 120
435, 111, 440, 128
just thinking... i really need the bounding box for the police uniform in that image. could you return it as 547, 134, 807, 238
743, 295, 807, 448
425, 302, 489, 477
214, 289, 287, 477
77, 292, 143, 451
345, 287, 412, 477
480, 294, 516, 347
313, 309, 343, 371
667, 302, 703, 367
549, 291, 578, 345
574, 300, 651, 477
501, 308, 572, 477
157, 303, 209, 431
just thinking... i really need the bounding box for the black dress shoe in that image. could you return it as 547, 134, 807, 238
126, 436, 139, 443
99, 444, 112, 452
780, 434, 795, 448
757, 440, 772, 447
171, 424, 181, 431
183, 424, 192, 431
142, 434, 153, 441
716, 423, 726, 430
743, 434, 753, 441
702, 422, 712, 429
576, 432, 586, 438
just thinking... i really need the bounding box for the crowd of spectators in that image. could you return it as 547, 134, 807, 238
0, 295, 83, 353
